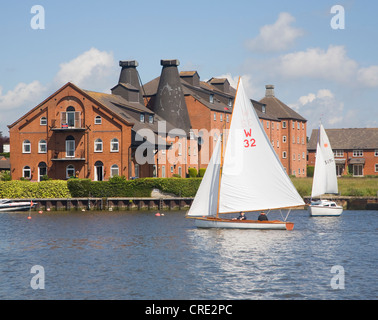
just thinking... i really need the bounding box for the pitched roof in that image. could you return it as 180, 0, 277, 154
259, 96, 306, 121
308, 128, 378, 150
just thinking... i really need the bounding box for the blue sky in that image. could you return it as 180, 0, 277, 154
1, 0, 377, 135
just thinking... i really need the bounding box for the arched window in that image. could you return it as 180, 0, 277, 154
66, 106, 75, 127
40, 117, 47, 125
95, 115, 102, 124
111, 138, 119, 152
111, 164, 119, 177
23, 166, 31, 179
23, 140, 31, 153
65, 136, 75, 157
95, 139, 103, 152
39, 140, 47, 153
66, 165, 75, 179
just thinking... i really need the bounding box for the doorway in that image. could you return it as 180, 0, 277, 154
94, 161, 104, 181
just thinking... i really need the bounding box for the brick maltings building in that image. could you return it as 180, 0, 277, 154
8, 59, 308, 181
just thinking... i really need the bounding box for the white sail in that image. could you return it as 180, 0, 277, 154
186, 138, 221, 217
218, 78, 304, 213
311, 124, 338, 197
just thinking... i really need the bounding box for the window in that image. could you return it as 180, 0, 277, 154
283, 136, 287, 143
149, 115, 154, 124
353, 150, 363, 157
111, 138, 119, 152
39, 140, 47, 153
226, 114, 229, 122
178, 166, 182, 177
271, 122, 274, 130
66, 106, 76, 127
267, 121, 269, 129
162, 165, 165, 178
111, 164, 119, 177
292, 121, 295, 129
38, 162, 47, 181
375, 164, 378, 172
297, 122, 300, 129
140, 113, 145, 122
220, 114, 223, 122
303, 152, 305, 159
282, 121, 287, 128
95, 116, 102, 124
282, 151, 287, 159
66, 165, 75, 179
262, 105, 266, 113
178, 142, 182, 156
134, 164, 139, 178
293, 154, 296, 160
375, 150, 378, 157
95, 139, 103, 152
228, 99, 232, 107
297, 137, 300, 144
277, 140, 279, 148
277, 123, 279, 130
171, 166, 173, 173
209, 94, 214, 103
23, 140, 31, 153
65, 136, 75, 157
353, 164, 363, 177
298, 154, 300, 161
334, 150, 344, 157
40, 117, 47, 125
214, 113, 216, 121
23, 166, 31, 179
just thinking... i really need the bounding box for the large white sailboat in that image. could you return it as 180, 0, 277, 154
186, 78, 305, 230
309, 124, 343, 216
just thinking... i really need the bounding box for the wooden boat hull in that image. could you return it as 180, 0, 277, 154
193, 217, 294, 230
309, 205, 343, 217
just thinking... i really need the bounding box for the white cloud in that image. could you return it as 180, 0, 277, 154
290, 89, 344, 132
278, 45, 358, 83
215, 73, 260, 98
357, 65, 378, 87
54, 47, 115, 88
246, 12, 304, 52
0, 81, 46, 111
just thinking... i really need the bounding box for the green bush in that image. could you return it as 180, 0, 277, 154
0, 180, 71, 199
188, 168, 198, 178
67, 177, 203, 198
198, 168, 206, 177
307, 165, 314, 177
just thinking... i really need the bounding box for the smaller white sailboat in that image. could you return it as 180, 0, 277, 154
186, 78, 305, 230
309, 124, 343, 216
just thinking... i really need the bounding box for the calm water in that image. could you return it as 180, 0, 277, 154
0, 209, 377, 300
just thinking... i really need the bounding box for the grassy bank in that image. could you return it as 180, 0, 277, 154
291, 177, 378, 198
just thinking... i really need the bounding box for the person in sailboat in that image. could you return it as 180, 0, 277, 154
258, 212, 268, 221
233, 212, 247, 220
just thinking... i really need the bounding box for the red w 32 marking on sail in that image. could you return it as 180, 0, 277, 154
243, 129, 256, 148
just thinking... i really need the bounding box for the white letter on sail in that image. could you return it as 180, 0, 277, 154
330, 265, 345, 289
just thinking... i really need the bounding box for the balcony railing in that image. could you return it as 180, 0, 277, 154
51, 112, 85, 131
51, 149, 85, 161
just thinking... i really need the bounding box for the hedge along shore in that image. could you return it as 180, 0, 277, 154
0, 177, 377, 210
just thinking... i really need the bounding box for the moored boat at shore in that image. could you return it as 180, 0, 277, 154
0, 199, 36, 212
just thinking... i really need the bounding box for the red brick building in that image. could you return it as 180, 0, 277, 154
8, 59, 308, 181
308, 128, 378, 176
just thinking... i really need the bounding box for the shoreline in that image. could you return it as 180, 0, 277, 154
3, 196, 378, 211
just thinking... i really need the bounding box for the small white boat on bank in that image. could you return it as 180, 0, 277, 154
309, 124, 343, 217
0, 199, 36, 212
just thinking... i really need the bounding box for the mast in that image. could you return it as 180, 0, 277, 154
216, 77, 241, 218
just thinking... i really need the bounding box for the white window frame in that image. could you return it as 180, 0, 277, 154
40, 117, 47, 126
66, 165, 75, 179
111, 138, 119, 152
95, 115, 102, 124
353, 150, 363, 157
38, 140, 47, 153
65, 139, 75, 158
95, 139, 103, 153
23, 166, 31, 179
23, 140, 31, 153
111, 164, 119, 177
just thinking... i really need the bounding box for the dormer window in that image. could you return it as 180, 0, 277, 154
228, 99, 232, 107
149, 115, 153, 124
209, 94, 214, 104
140, 113, 145, 122
262, 105, 266, 113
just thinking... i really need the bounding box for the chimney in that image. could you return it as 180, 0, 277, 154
153, 59, 191, 133
112, 60, 145, 105
265, 84, 275, 98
